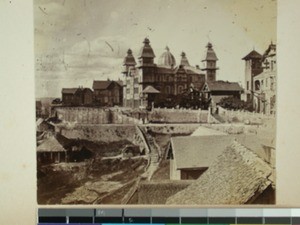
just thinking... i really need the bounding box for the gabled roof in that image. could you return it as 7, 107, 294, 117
171, 135, 232, 169
242, 50, 262, 60
204, 81, 243, 92
92, 81, 111, 90
142, 85, 160, 94
166, 141, 273, 205
62, 88, 79, 94
191, 126, 227, 137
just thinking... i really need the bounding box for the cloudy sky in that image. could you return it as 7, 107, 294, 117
34, 0, 277, 98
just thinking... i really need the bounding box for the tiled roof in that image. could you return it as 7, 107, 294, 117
205, 81, 243, 91
166, 140, 273, 205
242, 50, 262, 60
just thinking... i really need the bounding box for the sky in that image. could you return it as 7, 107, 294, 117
34, 0, 277, 98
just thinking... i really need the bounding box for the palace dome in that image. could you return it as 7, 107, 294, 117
158, 46, 176, 67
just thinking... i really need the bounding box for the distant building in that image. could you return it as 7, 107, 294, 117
92, 80, 123, 106
242, 50, 264, 102
122, 39, 216, 108
61, 87, 93, 106
242, 43, 276, 114
36, 100, 43, 117
201, 80, 243, 108
253, 43, 276, 114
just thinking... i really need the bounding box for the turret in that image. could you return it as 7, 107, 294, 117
179, 52, 190, 67
122, 49, 136, 74
138, 38, 155, 67
201, 42, 219, 82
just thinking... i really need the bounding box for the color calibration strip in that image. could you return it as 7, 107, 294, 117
38, 208, 300, 224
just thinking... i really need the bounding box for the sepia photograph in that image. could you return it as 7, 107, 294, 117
35, 0, 277, 205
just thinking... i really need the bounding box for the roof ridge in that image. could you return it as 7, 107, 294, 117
231, 140, 272, 170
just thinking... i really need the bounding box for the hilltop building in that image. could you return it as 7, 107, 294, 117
61, 87, 93, 106
122, 38, 243, 109
92, 80, 123, 106
122, 38, 221, 108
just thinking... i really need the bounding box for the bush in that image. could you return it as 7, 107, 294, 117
218, 97, 253, 111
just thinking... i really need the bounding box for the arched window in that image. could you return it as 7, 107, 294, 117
255, 80, 260, 91
178, 85, 183, 94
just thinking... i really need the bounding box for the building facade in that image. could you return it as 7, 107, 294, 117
253, 43, 276, 114
62, 87, 93, 106
122, 38, 219, 108
92, 80, 123, 106
243, 43, 276, 114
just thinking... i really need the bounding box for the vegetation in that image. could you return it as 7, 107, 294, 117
218, 97, 253, 111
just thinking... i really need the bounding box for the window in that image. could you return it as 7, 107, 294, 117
166, 86, 171, 94
247, 81, 249, 90
134, 87, 139, 94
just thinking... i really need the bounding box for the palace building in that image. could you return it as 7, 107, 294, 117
122, 38, 219, 108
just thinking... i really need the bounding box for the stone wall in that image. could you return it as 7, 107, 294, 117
148, 108, 209, 123
54, 107, 140, 124
217, 106, 275, 124
58, 124, 137, 142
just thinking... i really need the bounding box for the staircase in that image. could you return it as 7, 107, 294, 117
136, 126, 161, 180
212, 113, 226, 123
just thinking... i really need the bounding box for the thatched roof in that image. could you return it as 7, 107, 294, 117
138, 180, 193, 204
37, 136, 67, 152
171, 135, 234, 169
166, 141, 273, 205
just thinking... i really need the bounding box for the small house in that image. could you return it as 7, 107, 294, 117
166, 140, 275, 205
168, 135, 233, 180
93, 80, 123, 106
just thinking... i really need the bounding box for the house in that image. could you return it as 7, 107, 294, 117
122, 39, 215, 108
201, 80, 243, 108
37, 135, 67, 164
166, 140, 275, 205
242, 42, 277, 114
37, 134, 94, 164
168, 135, 233, 180
93, 80, 123, 106
253, 43, 276, 114
242, 50, 263, 102
61, 87, 93, 106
